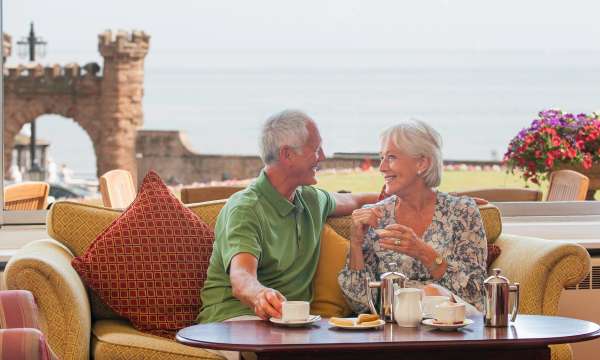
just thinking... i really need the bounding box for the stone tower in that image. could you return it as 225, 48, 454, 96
97, 30, 149, 183
3, 30, 150, 183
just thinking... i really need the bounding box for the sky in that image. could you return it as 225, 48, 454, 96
5, 0, 600, 68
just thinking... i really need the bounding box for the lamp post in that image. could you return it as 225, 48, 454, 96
17, 22, 47, 177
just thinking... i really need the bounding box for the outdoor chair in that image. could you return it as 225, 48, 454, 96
546, 170, 589, 201
4, 181, 49, 210
180, 185, 245, 204
454, 187, 543, 202
99, 169, 136, 209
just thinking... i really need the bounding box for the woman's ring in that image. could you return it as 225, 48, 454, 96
394, 240, 401, 245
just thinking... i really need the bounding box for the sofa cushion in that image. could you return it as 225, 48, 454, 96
478, 204, 502, 243
92, 319, 222, 360
47, 201, 121, 257
311, 224, 352, 318
72, 171, 215, 335
47, 201, 124, 321
187, 200, 227, 229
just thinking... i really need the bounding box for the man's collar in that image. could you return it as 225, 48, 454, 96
256, 170, 298, 217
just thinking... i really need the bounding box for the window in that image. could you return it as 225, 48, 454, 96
3, 1, 600, 226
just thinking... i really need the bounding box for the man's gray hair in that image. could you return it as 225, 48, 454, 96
259, 110, 312, 165
380, 119, 443, 188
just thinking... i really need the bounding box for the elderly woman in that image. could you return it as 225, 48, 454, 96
338, 120, 487, 314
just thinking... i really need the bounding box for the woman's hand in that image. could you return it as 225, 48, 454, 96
376, 223, 428, 260
350, 207, 383, 247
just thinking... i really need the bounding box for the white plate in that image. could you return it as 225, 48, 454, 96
328, 318, 385, 330
269, 315, 321, 327
421, 318, 474, 331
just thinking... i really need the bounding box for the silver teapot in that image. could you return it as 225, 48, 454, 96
484, 268, 520, 327
365, 263, 407, 322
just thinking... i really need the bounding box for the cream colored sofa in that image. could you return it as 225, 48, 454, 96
3, 200, 590, 360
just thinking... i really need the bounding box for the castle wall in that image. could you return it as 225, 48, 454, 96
136, 130, 364, 185
2, 31, 149, 182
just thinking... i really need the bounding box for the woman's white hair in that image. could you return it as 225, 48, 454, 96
259, 110, 312, 165
380, 119, 443, 188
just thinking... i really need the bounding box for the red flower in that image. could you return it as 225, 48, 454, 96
505, 109, 600, 185
583, 153, 593, 169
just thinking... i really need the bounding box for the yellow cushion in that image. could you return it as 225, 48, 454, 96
47, 201, 121, 257
311, 224, 352, 318
92, 319, 222, 360
479, 204, 502, 243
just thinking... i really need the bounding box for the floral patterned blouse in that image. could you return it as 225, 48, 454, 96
337, 191, 487, 313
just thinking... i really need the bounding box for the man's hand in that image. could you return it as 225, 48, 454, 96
449, 192, 488, 205
230, 253, 287, 320
472, 197, 488, 205
252, 288, 286, 320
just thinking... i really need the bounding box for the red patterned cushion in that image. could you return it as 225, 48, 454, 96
72, 171, 214, 335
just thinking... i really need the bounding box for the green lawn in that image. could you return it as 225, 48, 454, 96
315, 168, 546, 194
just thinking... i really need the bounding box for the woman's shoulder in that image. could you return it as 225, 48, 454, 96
437, 191, 478, 212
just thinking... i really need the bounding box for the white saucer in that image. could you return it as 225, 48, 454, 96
269, 315, 321, 327
328, 318, 385, 330
421, 318, 474, 331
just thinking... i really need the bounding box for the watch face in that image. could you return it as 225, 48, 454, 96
435, 256, 443, 265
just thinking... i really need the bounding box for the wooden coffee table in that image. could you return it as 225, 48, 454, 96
176, 315, 600, 360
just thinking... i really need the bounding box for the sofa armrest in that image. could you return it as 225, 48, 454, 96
4, 239, 91, 360
492, 234, 590, 316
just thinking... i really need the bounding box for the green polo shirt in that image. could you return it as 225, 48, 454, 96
197, 170, 335, 323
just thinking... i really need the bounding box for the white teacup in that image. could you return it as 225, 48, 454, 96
433, 301, 466, 324
422, 296, 450, 316
281, 301, 310, 322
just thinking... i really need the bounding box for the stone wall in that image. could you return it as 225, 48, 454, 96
136, 130, 364, 185
3, 30, 149, 183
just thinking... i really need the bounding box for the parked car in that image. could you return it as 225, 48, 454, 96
48, 182, 97, 202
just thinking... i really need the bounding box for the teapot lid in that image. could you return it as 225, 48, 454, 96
381, 263, 407, 281
484, 268, 509, 284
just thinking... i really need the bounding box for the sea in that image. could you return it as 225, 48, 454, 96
28, 49, 600, 179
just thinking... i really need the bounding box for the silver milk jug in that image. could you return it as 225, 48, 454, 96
365, 263, 407, 322
484, 268, 520, 327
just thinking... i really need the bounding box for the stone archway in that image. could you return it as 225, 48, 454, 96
3, 30, 150, 183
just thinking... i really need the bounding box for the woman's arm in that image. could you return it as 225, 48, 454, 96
437, 199, 488, 311
338, 237, 380, 314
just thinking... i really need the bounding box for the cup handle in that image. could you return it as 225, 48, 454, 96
510, 282, 520, 322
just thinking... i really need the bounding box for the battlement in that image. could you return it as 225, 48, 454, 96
3, 62, 102, 96
4, 62, 101, 80
98, 30, 150, 60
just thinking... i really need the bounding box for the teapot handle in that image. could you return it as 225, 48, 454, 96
365, 274, 380, 315
510, 282, 520, 322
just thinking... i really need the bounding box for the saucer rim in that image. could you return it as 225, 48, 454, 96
328, 317, 386, 330
421, 318, 474, 328
269, 314, 321, 325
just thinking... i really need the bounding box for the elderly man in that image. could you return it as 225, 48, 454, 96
197, 110, 377, 327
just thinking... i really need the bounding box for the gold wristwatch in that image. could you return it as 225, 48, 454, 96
433, 254, 443, 269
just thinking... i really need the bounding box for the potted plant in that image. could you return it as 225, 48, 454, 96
504, 109, 600, 185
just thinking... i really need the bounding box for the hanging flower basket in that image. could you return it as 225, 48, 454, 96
504, 109, 600, 185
